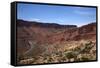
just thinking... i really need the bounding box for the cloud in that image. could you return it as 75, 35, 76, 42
28, 18, 41, 22
73, 7, 96, 16
33, 18, 40, 21
74, 10, 94, 16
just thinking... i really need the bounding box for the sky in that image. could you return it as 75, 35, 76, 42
17, 3, 96, 27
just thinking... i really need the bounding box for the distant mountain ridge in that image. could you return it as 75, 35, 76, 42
17, 19, 77, 29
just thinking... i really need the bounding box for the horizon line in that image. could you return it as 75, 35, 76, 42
17, 19, 96, 27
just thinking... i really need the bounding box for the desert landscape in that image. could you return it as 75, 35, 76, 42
16, 19, 96, 65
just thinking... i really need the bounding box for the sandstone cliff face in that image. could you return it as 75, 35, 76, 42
17, 20, 96, 57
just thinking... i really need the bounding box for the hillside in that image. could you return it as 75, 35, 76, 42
16, 20, 96, 64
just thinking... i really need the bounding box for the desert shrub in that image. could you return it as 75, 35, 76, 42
64, 51, 77, 59
81, 41, 93, 53
19, 58, 35, 64
73, 46, 81, 52
76, 53, 96, 62
78, 57, 90, 61
47, 57, 53, 63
